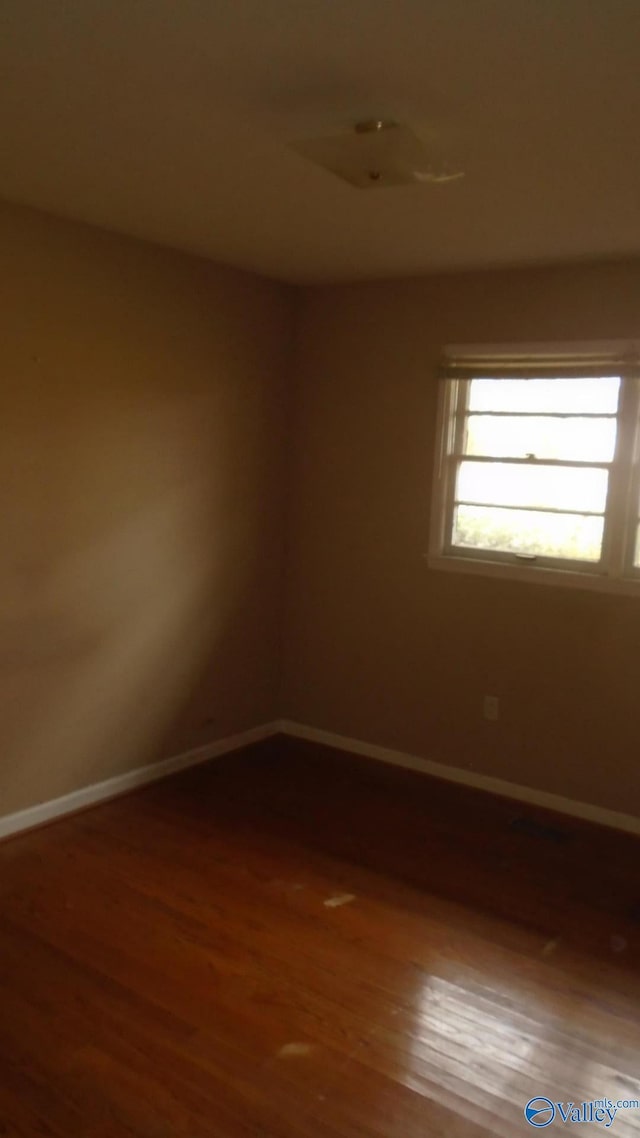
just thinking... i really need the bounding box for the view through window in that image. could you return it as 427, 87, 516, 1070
430, 347, 640, 589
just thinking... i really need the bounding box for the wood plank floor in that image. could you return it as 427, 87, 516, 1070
1, 735, 640, 1137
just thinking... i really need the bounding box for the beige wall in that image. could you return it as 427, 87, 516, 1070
0, 200, 291, 816
282, 263, 640, 817
4, 198, 640, 823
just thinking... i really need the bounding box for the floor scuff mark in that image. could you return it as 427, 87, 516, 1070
277, 1042, 313, 1058
324, 893, 355, 909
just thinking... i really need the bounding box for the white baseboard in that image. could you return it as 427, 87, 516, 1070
3, 716, 639, 843
0, 721, 279, 841
278, 719, 640, 838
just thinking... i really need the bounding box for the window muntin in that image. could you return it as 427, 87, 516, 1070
430, 348, 640, 589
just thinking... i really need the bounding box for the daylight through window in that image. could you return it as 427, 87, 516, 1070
429, 343, 640, 591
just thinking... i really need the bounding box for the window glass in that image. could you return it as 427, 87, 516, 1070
463, 415, 617, 462
453, 505, 604, 562
456, 461, 608, 515
468, 376, 620, 414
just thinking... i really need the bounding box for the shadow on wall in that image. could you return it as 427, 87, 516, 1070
0, 386, 263, 813
0, 201, 288, 817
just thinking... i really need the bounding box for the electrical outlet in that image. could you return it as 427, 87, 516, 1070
483, 695, 499, 721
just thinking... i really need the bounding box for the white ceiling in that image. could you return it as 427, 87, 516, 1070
1, 0, 639, 284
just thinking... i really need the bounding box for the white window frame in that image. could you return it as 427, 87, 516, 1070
428, 340, 640, 596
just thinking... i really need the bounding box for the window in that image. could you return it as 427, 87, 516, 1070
428, 342, 640, 593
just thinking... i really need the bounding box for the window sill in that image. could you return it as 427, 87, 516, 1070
426, 552, 640, 596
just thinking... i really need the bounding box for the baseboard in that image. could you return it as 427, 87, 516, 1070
278, 719, 640, 838
0, 721, 279, 841
4, 716, 639, 843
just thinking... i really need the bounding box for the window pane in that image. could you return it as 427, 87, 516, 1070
468, 377, 620, 414
456, 461, 608, 513
464, 415, 617, 462
453, 505, 604, 561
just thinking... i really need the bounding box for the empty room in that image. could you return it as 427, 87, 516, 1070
1, 1, 639, 1135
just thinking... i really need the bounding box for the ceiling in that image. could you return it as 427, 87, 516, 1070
1, 0, 639, 284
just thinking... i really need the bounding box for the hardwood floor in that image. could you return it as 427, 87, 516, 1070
1, 735, 639, 1137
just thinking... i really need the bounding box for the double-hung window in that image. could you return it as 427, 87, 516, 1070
428, 342, 640, 593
